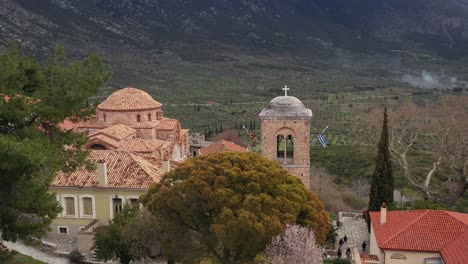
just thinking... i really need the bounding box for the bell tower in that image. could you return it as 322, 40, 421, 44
259, 86, 313, 187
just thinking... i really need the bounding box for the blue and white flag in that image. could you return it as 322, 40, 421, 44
317, 133, 327, 148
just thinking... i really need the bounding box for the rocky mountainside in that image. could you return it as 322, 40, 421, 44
2, 0, 468, 57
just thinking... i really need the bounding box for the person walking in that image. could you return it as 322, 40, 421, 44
344, 234, 348, 244
362, 240, 367, 253
346, 247, 351, 259
339, 238, 344, 249
337, 248, 342, 259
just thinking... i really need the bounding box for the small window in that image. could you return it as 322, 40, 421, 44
137, 115, 141, 122
129, 198, 139, 206
148, 113, 152, 121
83, 197, 93, 216
65, 197, 75, 216
113, 198, 123, 215
425, 258, 443, 264
58, 227, 68, 234
103, 114, 106, 122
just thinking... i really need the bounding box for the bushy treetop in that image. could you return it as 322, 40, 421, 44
142, 151, 329, 263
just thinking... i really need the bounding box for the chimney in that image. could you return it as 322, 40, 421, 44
163, 160, 170, 173
380, 202, 387, 225
97, 160, 108, 186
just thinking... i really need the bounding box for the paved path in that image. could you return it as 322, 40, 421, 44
335, 213, 370, 260
4, 240, 69, 264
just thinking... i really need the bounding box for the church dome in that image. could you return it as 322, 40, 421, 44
97, 87, 162, 111
259, 96, 312, 118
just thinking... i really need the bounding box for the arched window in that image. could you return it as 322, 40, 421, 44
103, 114, 106, 122
390, 253, 407, 260
148, 113, 152, 121
286, 135, 294, 164
277, 135, 286, 163
136, 114, 141, 122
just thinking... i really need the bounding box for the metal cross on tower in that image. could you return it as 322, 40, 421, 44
283, 85, 290, 96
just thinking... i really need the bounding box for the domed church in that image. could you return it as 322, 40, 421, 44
259, 86, 312, 187
70, 87, 189, 161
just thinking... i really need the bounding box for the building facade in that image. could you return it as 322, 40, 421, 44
64, 87, 189, 162
46, 150, 177, 254
368, 206, 468, 264
259, 88, 313, 187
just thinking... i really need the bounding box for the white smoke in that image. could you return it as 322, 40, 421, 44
402, 70, 467, 89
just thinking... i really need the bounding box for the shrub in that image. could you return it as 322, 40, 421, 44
68, 249, 84, 264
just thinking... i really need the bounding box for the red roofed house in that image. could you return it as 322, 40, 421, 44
198, 140, 247, 156
369, 205, 468, 264
45, 150, 178, 254
47, 87, 190, 255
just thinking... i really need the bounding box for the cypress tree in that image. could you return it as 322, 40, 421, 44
368, 107, 394, 212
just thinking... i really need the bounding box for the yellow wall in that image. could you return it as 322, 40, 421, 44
49, 187, 146, 232
384, 250, 442, 264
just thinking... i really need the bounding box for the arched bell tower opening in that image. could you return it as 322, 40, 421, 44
259, 86, 313, 188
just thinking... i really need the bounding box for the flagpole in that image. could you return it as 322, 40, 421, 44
310, 126, 329, 144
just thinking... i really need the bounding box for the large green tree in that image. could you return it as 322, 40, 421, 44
368, 107, 394, 211
0, 45, 110, 242
141, 151, 329, 264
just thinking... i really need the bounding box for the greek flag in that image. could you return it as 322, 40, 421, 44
317, 133, 327, 148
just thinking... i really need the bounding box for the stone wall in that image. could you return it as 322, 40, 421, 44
96, 108, 162, 125
260, 117, 311, 187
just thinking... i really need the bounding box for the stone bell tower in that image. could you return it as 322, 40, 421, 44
259, 86, 313, 187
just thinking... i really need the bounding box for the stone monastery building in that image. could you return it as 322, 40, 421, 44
69, 87, 189, 162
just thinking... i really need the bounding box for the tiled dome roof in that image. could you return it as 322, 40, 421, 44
259, 96, 312, 118
98, 87, 162, 111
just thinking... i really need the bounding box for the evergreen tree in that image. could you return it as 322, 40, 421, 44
0, 45, 110, 243
368, 107, 394, 212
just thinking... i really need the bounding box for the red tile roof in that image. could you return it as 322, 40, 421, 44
157, 118, 179, 130
85, 135, 120, 149
199, 140, 247, 155
370, 210, 468, 263
118, 139, 173, 154
51, 150, 176, 189
76, 119, 109, 129
97, 87, 162, 111
89, 124, 136, 141
360, 254, 379, 264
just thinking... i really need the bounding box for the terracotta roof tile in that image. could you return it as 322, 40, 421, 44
157, 118, 179, 130
199, 140, 247, 155
51, 150, 176, 189
118, 139, 173, 153
90, 124, 136, 141
370, 210, 468, 263
360, 254, 379, 264
181, 129, 189, 136
76, 119, 109, 129
86, 135, 121, 149
97, 87, 162, 111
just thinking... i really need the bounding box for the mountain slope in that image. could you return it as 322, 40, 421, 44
3, 0, 468, 56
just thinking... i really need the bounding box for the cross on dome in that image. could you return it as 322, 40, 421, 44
283, 85, 290, 96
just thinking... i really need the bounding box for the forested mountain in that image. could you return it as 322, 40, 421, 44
2, 0, 468, 58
